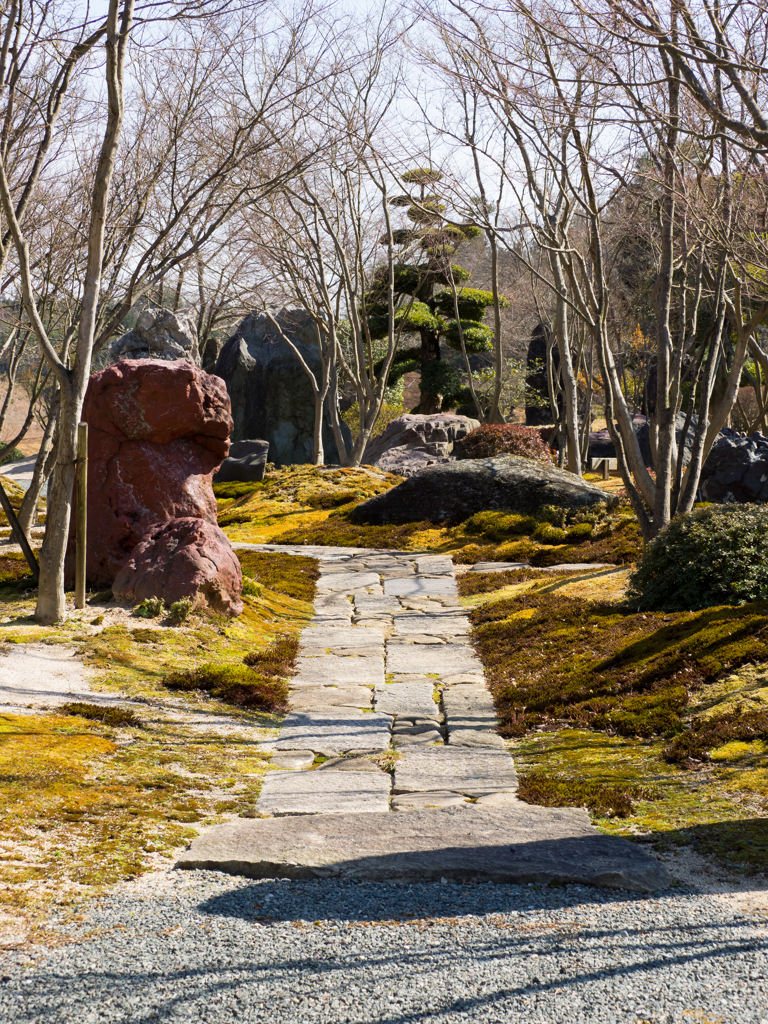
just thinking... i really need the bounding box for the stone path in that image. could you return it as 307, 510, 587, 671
181, 547, 670, 891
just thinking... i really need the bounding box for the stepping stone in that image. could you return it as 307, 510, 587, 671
256, 770, 390, 816
389, 635, 446, 645
386, 644, 482, 676
415, 556, 454, 575
269, 751, 315, 770
302, 626, 385, 647
318, 572, 381, 592
383, 576, 456, 597
392, 790, 468, 811
393, 745, 517, 797
469, 561, 529, 573
289, 686, 372, 713
316, 756, 383, 772
374, 682, 439, 720
292, 657, 384, 687
301, 646, 385, 659
391, 615, 471, 636
267, 711, 392, 755
392, 721, 444, 745
443, 684, 504, 748
178, 804, 673, 892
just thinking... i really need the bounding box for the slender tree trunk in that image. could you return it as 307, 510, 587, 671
17, 397, 57, 538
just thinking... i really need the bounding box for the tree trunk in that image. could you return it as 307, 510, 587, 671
419, 330, 442, 414
35, 388, 77, 623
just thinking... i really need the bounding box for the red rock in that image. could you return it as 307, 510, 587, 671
72, 359, 234, 586
112, 518, 243, 617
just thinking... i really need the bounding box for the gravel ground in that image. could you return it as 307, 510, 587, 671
1, 869, 767, 1024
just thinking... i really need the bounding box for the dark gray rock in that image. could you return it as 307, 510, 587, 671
699, 432, 768, 503
364, 414, 479, 477
214, 308, 350, 467
110, 308, 199, 363
176, 804, 672, 892
352, 455, 616, 524
213, 439, 269, 483
588, 413, 738, 470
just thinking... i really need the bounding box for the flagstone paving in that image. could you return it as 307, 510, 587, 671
184, 546, 671, 892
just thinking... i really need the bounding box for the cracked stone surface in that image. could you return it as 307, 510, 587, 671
256, 770, 391, 815
181, 545, 672, 891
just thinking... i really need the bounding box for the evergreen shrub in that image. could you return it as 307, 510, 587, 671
455, 424, 553, 463
628, 504, 768, 610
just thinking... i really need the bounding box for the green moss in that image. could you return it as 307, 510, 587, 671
517, 770, 658, 817
470, 593, 768, 739
213, 481, 267, 500
163, 663, 289, 712
60, 703, 143, 727
237, 551, 319, 603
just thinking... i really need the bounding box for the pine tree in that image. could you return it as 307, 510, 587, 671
365, 168, 508, 415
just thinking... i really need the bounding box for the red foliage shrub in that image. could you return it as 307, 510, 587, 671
455, 424, 554, 464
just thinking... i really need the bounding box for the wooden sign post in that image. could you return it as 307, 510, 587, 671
75, 422, 88, 609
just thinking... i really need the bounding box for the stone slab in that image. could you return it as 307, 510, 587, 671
178, 805, 672, 892
289, 686, 372, 713
392, 791, 468, 811
391, 614, 471, 636
469, 561, 529, 573
373, 682, 440, 720
443, 685, 502, 746
317, 572, 381, 592
301, 626, 385, 648
268, 711, 391, 755
256, 770, 390, 816
393, 745, 516, 796
316, 756, 383, 772
384, 576, 456, 597
386, 644, 483, 676
292, 657, 384, 687
415, 556, 454, 575
269, 751, 315, 770
301, 646, 384, 659
391, 722, 444, 745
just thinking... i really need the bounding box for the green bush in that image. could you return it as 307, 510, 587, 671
628, 504, 768, 611
0, 444, 24, 465
464, 510, 537, 539
533, 522, 567, 544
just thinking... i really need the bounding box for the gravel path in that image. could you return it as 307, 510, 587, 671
1, 870, 767, 1023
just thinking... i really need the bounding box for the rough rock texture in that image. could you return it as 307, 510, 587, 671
352, 455, 617, 525
176, 804, 672, 892
215, 308, 350, 467
699, 432, 768, 503
112, 517, 243, 617
588, 412, 738, 470
109, 308, 199, 364
75, 359, 233, 586
213, 439, 270, 483
363, 414, 479, 477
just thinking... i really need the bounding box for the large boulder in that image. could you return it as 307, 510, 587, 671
699, 432, 768, 503
213, 439, 270, 484
112, 518, 243, 618
352, 455, 617, 524
363, 414, 479, 477
110, 308, 199, 363
215, 308, 350, 467
74, 359, 233, 588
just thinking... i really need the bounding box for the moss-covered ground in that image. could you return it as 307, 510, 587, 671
216, 466, 642, 565
459, 569, 768, 875
0, 549, 316, 935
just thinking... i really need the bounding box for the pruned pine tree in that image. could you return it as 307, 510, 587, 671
364, 167, 508, 415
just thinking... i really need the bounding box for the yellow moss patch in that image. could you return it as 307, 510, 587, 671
709, 740, 767, 762
689, 663, 768, 722
0, 709, 274, 925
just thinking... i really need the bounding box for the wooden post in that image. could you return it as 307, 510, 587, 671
603, 458, 610, 481
75, 422, 88, 609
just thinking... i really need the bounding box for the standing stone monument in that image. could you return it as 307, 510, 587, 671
214, 308, 350, 467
